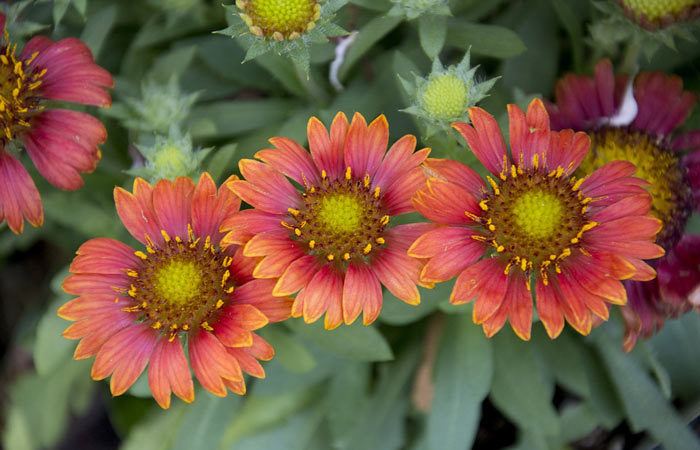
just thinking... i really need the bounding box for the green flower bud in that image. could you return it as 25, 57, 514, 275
129, 128, 211, 182
108, 77, 199, 135
400, 51, 498, 138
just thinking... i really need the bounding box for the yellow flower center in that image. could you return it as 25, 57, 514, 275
237, 0, 321, 40
286, 167, 389, 265
580, 129, 691, 247
621, 0, 698, 20
318, 194, 363, 234
511, 190, 563, 239
0, 38, 47, 143
420, 74, 468, 120
124, 226, 235, 340
477, 160, 596, 284
154, 260, 202, 306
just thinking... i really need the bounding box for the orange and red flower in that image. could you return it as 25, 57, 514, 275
409, 98, 663, 340
0, 13, 112, 234
59, 174, 291, 408
548, 60, 700, 350
223, 112, 432, 329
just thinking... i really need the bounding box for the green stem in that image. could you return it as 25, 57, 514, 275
620, 35, 642, 74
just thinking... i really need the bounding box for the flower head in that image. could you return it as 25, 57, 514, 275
401, 51, 497, 137
59, 174, 291, 408
547, 60, 700, 350
617, 0, 700, 29
0, 14, 112, 234
224, 112, 432, 329
218, 0, 347, 74
410, 98, 663, 340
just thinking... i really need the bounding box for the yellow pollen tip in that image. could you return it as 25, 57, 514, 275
226, 286, 235, 293
327, 254, 335, 261
152, 322, 162, 330
374, 187, 381, 198
309, 240, 316, 249
345, 167, 352, 180
161, 229, 171, 242
479, 200, 489, 211
363, 243, 372, 254
146, 246, 156, 254
127, 270, 139, 278
288, 208, 300, 216
216, 299, 224, 309
201, 321, 213, 331
221, 270, 230, 287
572, 177, 585, 191
363, 174, 371, 187
321, 169, 327, 179
496, 245, 505, 252
376, 237, 385, 244
343, 253, 351, 260
294, 228, 302, 236
182, 324, 190, 331
134, 251, 148, 260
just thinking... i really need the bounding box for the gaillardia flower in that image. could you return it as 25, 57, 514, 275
218, 0, 347, 73
547, 60, 700, 350
409, 99, 663, 340
0, 13, 112, 233
224, 112, 432, 329
59, 174, 291, 408
617, 0, 700, 29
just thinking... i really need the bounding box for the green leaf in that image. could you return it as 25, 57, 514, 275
80, 4, 118, 59
342, 346, 421, 450
34, 296, 74, 376
418, 14, 447, 59
338, 16, 403, 81
286, 319, 393, 362
222, 386, 317, 447
548, 0, 584, 70
225, 400, 326, 450
204, 144, 238, 183
594, 329, 700, 450
326, 363, 371, 449
121, 404, 186, 450
427, 315, 493, 450
446, 22, 526, 58
172, 393, 242, 450
149, 46, 198, 83
490, 331, 559, 438
380, 281, 452, 325
187, 99, 299, 140
260, 326, 316, 374
534, 329, 590, 399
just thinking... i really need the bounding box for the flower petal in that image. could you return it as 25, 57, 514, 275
0, 151, 43, 233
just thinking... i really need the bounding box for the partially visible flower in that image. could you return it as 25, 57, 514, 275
388, 0, 450, 20
108, 77, 198, 135
409, 99, 663, 340
617, 0, 700, 29
217, 0, 347, 74
128, 127, 211, 182
589, 1, 699, 59
223, 112, 432, 329
60, 174, 291, 408
0, 13, 112, 233
547, 60, 700, 350
400, 51, 497, 137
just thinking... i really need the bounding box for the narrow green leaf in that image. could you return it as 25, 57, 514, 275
187, 99, 298, 140
446, 22, 526, 58
427, 315, 493, 450
490, 331, 559, 437
204, 144, 237, 183
339, 16, 403, 81
594, 330, 700, 450
121, 405, 186, 450
287, 319, 393, 362
80, 4, 118, 59
418, 14, 447, 59
172, 393, 242, 450
34, 296, 74, 377
380, 282, 452, 325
